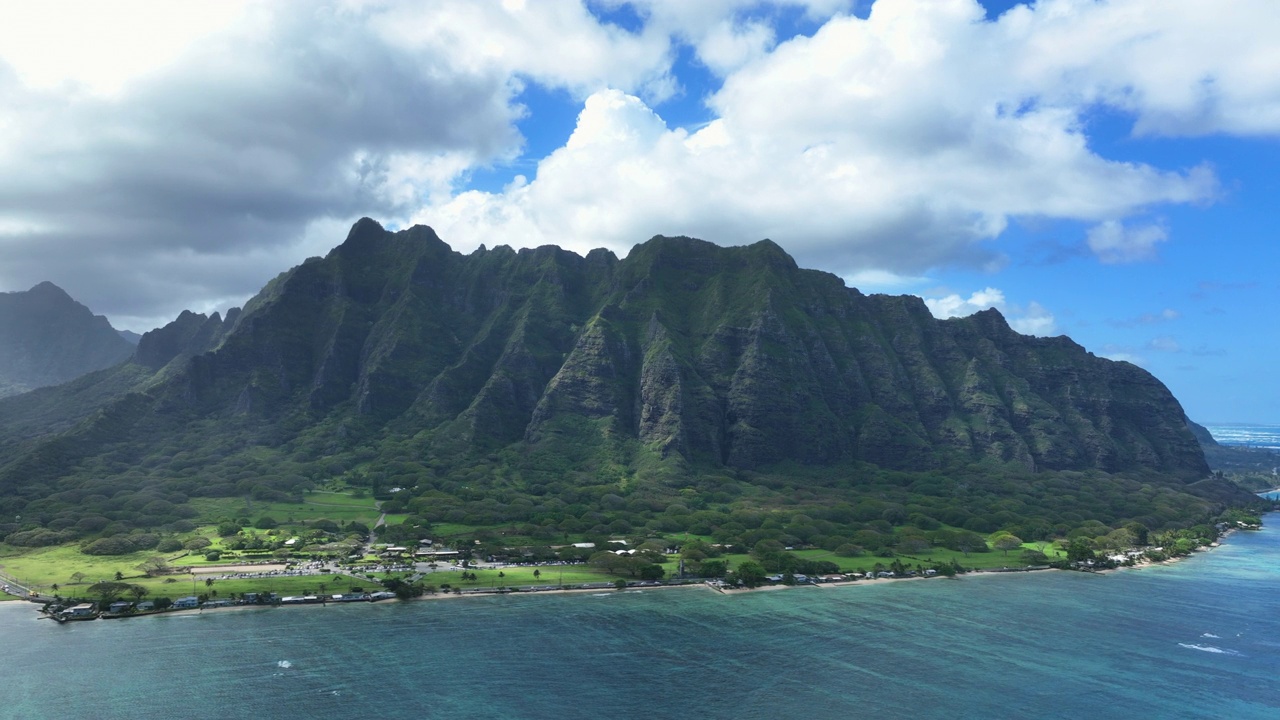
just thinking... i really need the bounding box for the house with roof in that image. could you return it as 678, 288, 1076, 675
67, 603, 96, 618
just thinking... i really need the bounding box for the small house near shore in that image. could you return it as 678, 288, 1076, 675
67, 603, 96, 617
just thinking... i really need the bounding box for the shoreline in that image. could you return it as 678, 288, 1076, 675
11, 523, 1260, 617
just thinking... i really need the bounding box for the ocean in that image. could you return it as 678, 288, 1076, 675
3, 521, 1279, 719
1204, 423, 1280, 450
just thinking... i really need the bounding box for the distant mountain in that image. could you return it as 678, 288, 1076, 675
118, 329, 142, 345
0, 220, 1256, 544
0, 282, 135, 398
1187, 417, 1279, 483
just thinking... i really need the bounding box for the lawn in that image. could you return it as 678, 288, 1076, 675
0, 542, 162, 590
425, 565, 617, 588
126, 572, 375, 602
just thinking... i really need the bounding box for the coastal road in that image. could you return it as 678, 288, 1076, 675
0, 569, 35, 599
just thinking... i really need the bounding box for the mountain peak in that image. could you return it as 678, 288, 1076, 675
26, 280, 72, 299
0, 282, 134, 397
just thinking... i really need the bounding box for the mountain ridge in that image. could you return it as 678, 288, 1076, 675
0, 220, 1253, 545
0, 281, 136, 398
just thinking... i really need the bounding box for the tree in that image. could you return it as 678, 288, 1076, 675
136, 556, 170, 577
1100, 528, 1135, 551
70, 572, 85, 585
834, 544, 864, 557
128, 585, 149, 602
533, 569, 541, 581
1020, 549, 1049, 565
1125, 522, 1150, 546
87, 581, 130, 604
1066, 538, 1096, 563
114, 571, 124, 581
732, 560, 767, 588
955, 533, 988, 556
698, 559, 727, 578
992, 534, 1024, 556
750, 539, 786, 571
898, 536, 932, 555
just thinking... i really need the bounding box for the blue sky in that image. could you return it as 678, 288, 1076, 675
0, 0, 1276, 423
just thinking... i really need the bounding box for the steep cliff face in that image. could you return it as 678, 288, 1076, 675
0, 282, 135, 397
116, 221, 1210, 477
0, 220, 1215, 513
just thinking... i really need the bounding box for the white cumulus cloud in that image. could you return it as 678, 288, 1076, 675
421, 0, 1243, 280
3, 0, 1280, 329
922, 287, 1056, 336
1086, 221, 1169, 264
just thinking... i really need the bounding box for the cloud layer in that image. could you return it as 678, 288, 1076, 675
1, 0, 1277, 330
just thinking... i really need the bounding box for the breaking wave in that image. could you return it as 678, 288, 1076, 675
1178, 643, 1241, 656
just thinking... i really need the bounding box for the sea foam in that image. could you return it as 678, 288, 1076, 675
1178, 643, 1242, 656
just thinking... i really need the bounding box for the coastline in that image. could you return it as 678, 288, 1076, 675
10, 523, 1261, 619
1095, 526, 1239, 576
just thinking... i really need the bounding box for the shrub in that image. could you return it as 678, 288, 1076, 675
81, 537, 138, 555
5, 529, 74, 547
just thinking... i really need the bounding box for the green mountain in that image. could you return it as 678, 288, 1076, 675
0, 220, 1255, 547
0, 282, 136, 398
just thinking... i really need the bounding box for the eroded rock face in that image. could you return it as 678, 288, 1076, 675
0, 220, 1211, 490
0, 281, 135, 397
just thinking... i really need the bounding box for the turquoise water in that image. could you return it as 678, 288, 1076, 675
4, 524, 1280, 719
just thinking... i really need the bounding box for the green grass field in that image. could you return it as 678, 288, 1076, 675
127, 573, 375, 601
427, 565, 616, 588
0, 542, 158, 589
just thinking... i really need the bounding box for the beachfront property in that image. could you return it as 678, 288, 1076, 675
67, 603, 96, 618
173, 596, 200, 609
